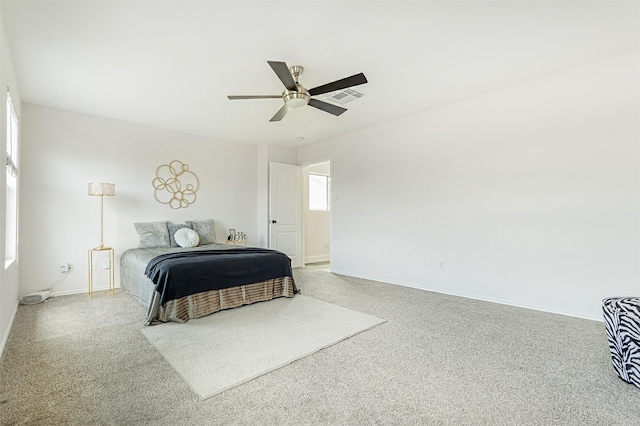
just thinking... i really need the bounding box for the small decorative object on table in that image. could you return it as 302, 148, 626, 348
226, 230, 247, 246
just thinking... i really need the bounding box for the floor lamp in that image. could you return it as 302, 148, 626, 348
88, 182, 115, 296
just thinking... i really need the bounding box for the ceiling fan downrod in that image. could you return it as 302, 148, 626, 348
284, 65, 309, 108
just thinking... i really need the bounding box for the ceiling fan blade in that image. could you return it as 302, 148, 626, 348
308, 99, 347, 116
269, 104, 289, 122
228, 95, 281, 100
308, 73, 368, 96
268, 61, 297, 91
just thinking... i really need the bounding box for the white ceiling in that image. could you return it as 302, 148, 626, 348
2, 1, 638, 147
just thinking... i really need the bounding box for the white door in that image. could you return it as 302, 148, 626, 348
269, 162, 302, 268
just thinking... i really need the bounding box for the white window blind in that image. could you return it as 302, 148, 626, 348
6, 90, 18, 266
6, 92, 18, 176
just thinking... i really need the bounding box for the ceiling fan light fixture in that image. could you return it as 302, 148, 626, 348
287, 98, 307, 108
283, 89, 310, 108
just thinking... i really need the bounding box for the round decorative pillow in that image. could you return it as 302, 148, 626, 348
174, 227, 200, 248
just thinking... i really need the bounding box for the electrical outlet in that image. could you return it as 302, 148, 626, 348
439, 261, 446, 270
59, 262, 69, 273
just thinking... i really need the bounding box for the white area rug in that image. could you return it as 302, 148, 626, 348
141, 295, 386, 400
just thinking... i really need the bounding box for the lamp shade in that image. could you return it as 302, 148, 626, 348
88, 182, 115, 196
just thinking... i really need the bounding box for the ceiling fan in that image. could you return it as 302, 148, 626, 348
227, 61, 368, 122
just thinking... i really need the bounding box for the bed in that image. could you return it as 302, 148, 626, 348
121, 239, 297, 325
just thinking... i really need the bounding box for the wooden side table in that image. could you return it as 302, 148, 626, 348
88, 246, 115, 297
226, 239, 247, 247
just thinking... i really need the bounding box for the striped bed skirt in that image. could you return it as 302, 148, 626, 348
146, 276, 297, 325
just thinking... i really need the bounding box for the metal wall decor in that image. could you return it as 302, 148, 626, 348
152, 160, 200, 209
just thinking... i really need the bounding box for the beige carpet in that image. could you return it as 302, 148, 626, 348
141, 295, 386, 399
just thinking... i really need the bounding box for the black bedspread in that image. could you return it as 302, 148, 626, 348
144, 248, 293, 305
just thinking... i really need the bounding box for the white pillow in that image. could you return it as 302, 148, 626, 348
174, 227, 200, 248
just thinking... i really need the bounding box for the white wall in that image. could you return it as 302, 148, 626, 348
0, 12, 21, 355
298, 51, 640, 320
19, 104, 257, 297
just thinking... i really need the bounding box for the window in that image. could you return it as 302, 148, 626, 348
309, 173, 330, 211
5, 91, 18, 267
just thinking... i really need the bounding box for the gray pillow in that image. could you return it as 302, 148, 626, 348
168, 223, 192, 247
185, 219, 216, 245
134, 221, 170, 248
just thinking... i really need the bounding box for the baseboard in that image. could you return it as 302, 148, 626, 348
304, 255, 330, 264
0, 299, 19, 359
52, 284, 121, 297
329, 269, 602, 322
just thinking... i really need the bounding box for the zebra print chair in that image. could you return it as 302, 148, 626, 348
602, 297, 640, 389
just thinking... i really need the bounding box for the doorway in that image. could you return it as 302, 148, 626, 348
302, 161, 331, 270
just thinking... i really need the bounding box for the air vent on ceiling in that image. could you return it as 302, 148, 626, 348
324, 88, 363, 105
